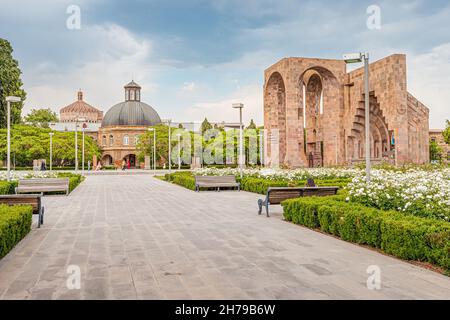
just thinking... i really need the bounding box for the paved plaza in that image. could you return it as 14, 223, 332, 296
0, 175, 449, 300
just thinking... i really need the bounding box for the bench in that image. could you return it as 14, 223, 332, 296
258, 186, 339, 217
0, 194, 44, 228
15, 178, 70, 195
194, 175, 240, 192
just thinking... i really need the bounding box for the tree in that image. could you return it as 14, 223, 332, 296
0, 38, 26, 128
247, 119, 257, 129
24, 108, 59, 128
443, 120, 450, 145
0, 125, 101, 167
178, 123, 184, 129
201, 117, 212, 134
429, 139, 443, 162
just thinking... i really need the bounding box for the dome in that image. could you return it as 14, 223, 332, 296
101, 100, 161, 127
101, 80, 162, 127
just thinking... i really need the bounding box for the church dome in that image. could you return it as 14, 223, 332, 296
101, 81, 162, 127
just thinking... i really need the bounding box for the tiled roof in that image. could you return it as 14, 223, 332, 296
60, 91, 102, 115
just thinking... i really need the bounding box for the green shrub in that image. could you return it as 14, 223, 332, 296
164, 172, 196, 190
0, 181, 18, 195
56, 172, 85, 193
282, 197, 450, 272
0, 204, 33, 259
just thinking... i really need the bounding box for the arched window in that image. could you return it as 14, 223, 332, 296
123, 135, 129, 145
109, 135, 114, 146
130, 90, 135, 101
102, 135, 106, 146
136, 90, 140, 101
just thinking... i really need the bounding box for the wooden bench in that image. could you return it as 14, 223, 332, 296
15, 178, 70, 195
0, 194, 44, 228
258, 186, 339, 217
194, 175, 240, 192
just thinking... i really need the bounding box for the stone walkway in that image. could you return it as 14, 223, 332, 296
0, 175, 449, 299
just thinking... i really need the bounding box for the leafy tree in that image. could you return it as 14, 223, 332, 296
201, 117, 212, 134
178, 123, 184, 129
0, 38, 26, 128
443, 120, 450, 145
429, 139, 443, 161
24, 108, 58, 128
247, 119, 257, 129
0, 125, 101, 167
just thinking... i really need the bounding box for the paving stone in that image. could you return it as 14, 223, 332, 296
0, 175, 449, 300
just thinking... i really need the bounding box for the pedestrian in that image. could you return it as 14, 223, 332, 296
122, 159, 126, 170
41, 161, 46, 171
127, 159, 131, 169
87, 160, 91, 171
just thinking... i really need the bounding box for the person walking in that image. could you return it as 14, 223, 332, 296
127, 159, 131, 169
122, 159, 126, 170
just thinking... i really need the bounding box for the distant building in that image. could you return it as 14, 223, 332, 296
429, 129, 450, 162
60, 90, 103, 123
98, 81, 162, 167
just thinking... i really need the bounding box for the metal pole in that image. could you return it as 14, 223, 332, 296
75, 122, 78, 172
178, 134, 181, 170
6, 101, 11, 182
260, 131, 264, 167
153, 129, 156, 175
239, 108, 243, 179
82, 127, 85, 173
364, 53, 371, 182
49, 133, 53, 171
168, 120, 171, 175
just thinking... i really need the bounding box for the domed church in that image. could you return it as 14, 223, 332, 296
98, 81, 161, 168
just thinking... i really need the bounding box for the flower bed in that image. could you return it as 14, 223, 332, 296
0, 171, 85, 195
346, 169, 450, 221
282, 196, 450, 272
0, 204, 33, 259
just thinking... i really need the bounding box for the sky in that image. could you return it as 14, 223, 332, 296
0, 0, 449, 128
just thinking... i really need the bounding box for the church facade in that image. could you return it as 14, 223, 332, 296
263, 54, 430, 167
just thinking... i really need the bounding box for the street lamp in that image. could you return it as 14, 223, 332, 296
176, 133, 181, 170
74, 118, 86, 173
148, 128, 156, 175
5, 96, 21, 182
232, 103, 244, 179
82, 123, 86, 173
163, 119, 172, 175
343, 52, 371, 182
49, 132, 54, 171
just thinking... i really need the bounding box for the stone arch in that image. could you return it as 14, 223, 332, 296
264, 72, 286, 165
122, 154, 137, 168
299, 66, 342, 166
348, 93, 390, 163
101, 154, 113, 166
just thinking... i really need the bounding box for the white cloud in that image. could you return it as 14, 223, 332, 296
408, 43, 450, 128
183, 84, 262, 125
181, 82, 196, 93
22, 23, 157, 115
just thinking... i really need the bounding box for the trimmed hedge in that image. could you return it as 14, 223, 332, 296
56, 172, 85, 193
164, 172, 350, 195
0, 204, 33, 259
282, 197, 450, 272
164, 172, 196, 190
0, 181, 18, 195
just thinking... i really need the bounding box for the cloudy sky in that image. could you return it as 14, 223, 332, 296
0, 0, 449, 128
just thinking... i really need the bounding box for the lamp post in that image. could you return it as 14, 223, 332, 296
177, 133, 181, 170
232, 103, 244, 179
148, 128, 156, 175
5, 96, 21, 181
343, 52, 371, 182
163, 119, 172, 175
82, 123, 86, 173
74, 118, 86, 173
49, 132, 54, 171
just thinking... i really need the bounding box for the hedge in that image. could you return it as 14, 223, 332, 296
0, 204, 33, 259
0, 181, 18, 195
164, 172, 196, 190
164, 172, 350, 194
0, 173, 84, 195
282, 197, 450, 272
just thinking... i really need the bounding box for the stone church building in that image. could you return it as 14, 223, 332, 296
264, 54, 430, 167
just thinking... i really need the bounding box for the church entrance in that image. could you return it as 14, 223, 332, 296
123, 154, 137, 168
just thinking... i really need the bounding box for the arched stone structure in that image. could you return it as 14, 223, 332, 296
264, 55, 430, 167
